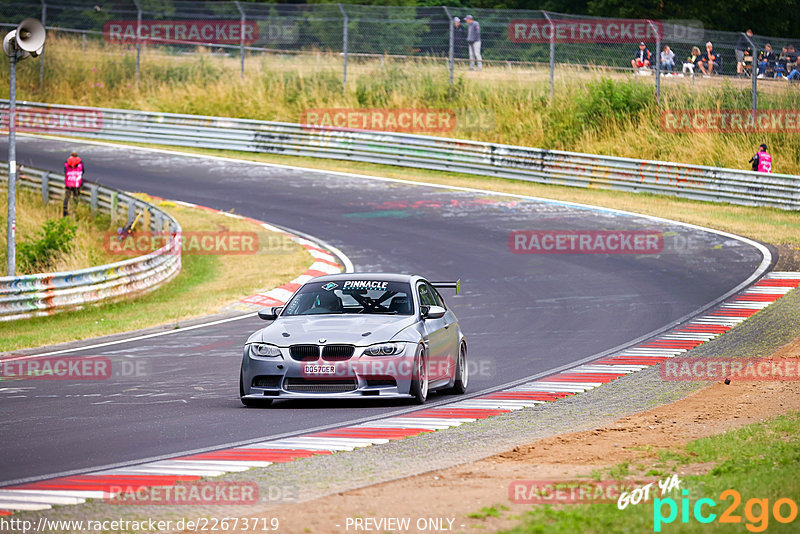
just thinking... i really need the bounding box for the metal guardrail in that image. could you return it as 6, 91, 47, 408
0, 163, 182, 321
3, 100, 799, 210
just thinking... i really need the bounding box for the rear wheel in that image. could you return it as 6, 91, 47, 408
410, 345, 429, 404
447, 343, 468, 395
240, 370, 273, 408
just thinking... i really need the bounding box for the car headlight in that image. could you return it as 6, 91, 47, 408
363, 342, 405, 356
249, 343, 282, 358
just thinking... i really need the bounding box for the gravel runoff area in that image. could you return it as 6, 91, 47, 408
7, 287, 800, 534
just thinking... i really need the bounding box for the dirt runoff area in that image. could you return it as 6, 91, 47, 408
180, 337, 800, 534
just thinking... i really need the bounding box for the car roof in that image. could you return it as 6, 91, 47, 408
306, 273, 422, 284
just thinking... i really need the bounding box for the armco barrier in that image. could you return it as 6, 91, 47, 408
0, 163, 181, 321
2, 100, 799, 209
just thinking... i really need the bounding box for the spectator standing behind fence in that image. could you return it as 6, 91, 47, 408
683, 46, 701, 74
735, 29, 754, 75
631, 42, 651, 70
749, 144, 772, 173
464, 15, 481, 71
758, 44, 776, 78
452, 17, 467, 63
660, 46, 675, 71
698, 42, 719, 77
63, 151, 84, 217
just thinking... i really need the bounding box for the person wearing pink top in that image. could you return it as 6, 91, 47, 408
63, 151, 85, 216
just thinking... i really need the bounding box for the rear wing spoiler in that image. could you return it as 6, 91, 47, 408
431, 280, 461, 294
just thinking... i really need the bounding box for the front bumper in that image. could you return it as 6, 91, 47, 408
241, 345, 417, 400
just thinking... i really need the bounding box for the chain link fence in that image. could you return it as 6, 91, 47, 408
2, 1, 799, 108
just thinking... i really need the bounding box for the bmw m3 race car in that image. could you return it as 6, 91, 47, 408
239, 273, 467, 407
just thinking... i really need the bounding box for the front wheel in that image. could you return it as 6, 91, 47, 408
409, 345, 429, 404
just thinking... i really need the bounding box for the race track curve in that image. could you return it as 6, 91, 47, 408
0, 136, 768, 485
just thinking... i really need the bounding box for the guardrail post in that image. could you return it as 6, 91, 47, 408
235, 1, 246, 79
542, 11, 555, 100
41, 171, 49, 203
127, 201, 135, 225
338, 3, 348, 91
90, 183, 98, 213
110, 191, 118, 219
443, 6, 454, 88
132, 0, 142, 85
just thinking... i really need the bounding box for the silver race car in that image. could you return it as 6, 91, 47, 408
239, 273, 467, 407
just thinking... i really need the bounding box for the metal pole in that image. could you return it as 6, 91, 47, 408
39, 0, 46, 85
133, 0, 141, 85
7, 54, 18, 276
542, 11, 554, 100
744, 32, 758, 115
443, 6, 453, 87
235, 1, 245, 79
338, 4, 348, 90
649, 20, 660, 105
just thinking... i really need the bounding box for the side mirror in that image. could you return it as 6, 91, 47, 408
257, 307, 282, 321
421, 305, 446, 319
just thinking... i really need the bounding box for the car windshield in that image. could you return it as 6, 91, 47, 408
282, 280, 414, 316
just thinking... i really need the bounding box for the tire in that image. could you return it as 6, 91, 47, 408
409, 345, 429, 404
240, 370, 273, 408
446, 343, 468, 395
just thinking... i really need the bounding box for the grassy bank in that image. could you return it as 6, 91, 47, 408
0, 195, 312, 351
0, 187, 116, 274
3, 34, 800, 174
499, 411, 800, 533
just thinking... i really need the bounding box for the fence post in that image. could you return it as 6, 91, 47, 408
443, 6, 454, 87
90, 184, 98, 213
338, 3, 348, 90
542, 11, 554, 100
132, 0, 141, 85
39, 0, 46, 85
41, 171, 49, 203
649, 20, 660, 105
744, 32, 758, 115
235, 1, 245, 79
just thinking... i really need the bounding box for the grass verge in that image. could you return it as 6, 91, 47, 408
0, 187, 117, 274
0, 194, 312, 352
499, 411, 800, 533
3, 34, 800, 174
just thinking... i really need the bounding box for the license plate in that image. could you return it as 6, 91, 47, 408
303, 364, 336, 375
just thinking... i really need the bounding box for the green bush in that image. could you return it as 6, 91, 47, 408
18, 218, 78, 273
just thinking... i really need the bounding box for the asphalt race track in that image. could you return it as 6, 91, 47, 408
0, 137, 767, 485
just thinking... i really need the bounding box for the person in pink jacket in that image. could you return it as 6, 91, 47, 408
63, 151, 85, 216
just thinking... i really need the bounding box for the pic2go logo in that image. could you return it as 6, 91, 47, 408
654, 489, 798, 532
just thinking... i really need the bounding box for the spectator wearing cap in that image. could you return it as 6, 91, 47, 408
697, 42, 719, 77
464, 15, 481, 71
631, 42, 652, 70
735, 29, 754, 75
452, 17, 467, 62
